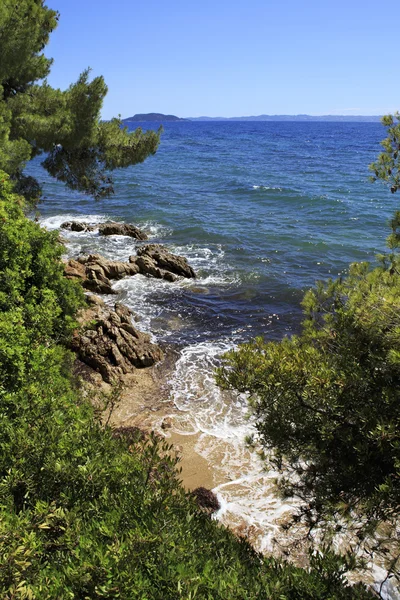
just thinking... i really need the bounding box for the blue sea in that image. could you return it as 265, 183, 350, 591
27, 121, 398, 597
30, 121, 395, 346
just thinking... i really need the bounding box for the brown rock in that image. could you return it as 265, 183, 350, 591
161, 416, 173, 430
64, 259, 86, 280
190, 487, 220, 515
79, 254, 139, 280
98, 222, 148, 240
70, 302, 163, 383
136, 244, 196, 279
135, 255, 177, 282
86, 294, 106, 307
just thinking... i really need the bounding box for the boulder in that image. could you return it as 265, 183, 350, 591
61, 221, 96, 232
78, 254, 139, 280
161, 416, 173, 430
190, 487, 220, 515
70, 302, 163, 383
130, 245, 196, 281
65, 254, 141, 295
64, 247, 195, 294
98, 222, 148, 240
86, 294, 106, 307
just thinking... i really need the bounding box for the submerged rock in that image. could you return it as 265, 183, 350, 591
98, 221, 148, 240
70, 302, 163, 383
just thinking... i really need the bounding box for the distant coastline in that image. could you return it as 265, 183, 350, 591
123, 112, 382, 123
187, 114, 382, 122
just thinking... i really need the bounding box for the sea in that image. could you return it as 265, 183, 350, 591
26, 121, 398, 598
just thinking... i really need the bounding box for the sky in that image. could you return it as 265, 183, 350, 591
45, 0, 400, 119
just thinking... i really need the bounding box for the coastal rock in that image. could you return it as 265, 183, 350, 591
61, 221, 96, 232
64, 254, 141, 295
98, 222, 148, 240
70, 302, 163, 383
190, 487, 220, 515
79, 254, 140, 280
129, 244, 196, 280
161, 416, 173, 430
64, 245, 196, 293
85, 294, 106, 307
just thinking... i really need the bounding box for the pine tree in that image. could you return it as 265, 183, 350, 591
0, 0, 160, 202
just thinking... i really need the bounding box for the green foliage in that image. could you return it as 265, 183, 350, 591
218, 261, 400, 526
0, 1, 161, 201
369, 113, 400, 194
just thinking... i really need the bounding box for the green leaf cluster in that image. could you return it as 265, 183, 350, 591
0, 1, 161, 202
218, 261, 400, 526
369, 113, 400, 194
0, 176, 374, 597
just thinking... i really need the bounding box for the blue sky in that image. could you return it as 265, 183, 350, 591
46, 0, 400, 119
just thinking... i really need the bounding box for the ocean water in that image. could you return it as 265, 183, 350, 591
28, 121, 398, 597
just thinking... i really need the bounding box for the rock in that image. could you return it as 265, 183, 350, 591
86, 294, 106, 307
65, 254, 141, 295
190, 487, 220, 515
135, 255, 177, 282
98, 222, 148, 240
79, 254, 140, 280
130, 245, 196, 281
64, 259, 86, 280
161, 416, 173, 430
137, 244, 196, 278
61, 221, 96, 232
70, 303, 163, 383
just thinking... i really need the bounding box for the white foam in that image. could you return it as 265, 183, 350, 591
166, 340, 400, 595
39, 213, 108, 230
252, 185, 283, 192
138, 221, 173, 239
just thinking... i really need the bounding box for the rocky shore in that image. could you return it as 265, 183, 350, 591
62, 220, 196, 382
61, 220, 222, 510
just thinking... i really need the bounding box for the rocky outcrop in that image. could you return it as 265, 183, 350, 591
70, 300, 163, 383
98, 222, 148, 240
60, 220, 147, 240
64, 254, 140, 295
130, 244, 196, 281
190, 487, 220, 515
61, 221, 96, 232
65, 246, 196, 292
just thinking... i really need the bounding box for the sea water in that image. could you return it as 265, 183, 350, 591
28, 121, 398, 597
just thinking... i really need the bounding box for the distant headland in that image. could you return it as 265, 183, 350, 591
123, 113, 382, 123
123, 113, 187, 122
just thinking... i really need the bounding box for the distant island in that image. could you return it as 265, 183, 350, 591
123, 113, 187, 122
